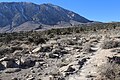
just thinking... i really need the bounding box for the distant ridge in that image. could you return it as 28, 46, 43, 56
0, 2, 92, 32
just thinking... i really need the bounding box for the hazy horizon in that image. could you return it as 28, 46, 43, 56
0, 0, 120, 22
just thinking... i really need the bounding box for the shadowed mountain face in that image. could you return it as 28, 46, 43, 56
0, 2, 92, 32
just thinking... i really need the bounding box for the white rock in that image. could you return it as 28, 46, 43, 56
90, 47, 99, 51
1, 60, 18, 68
49, 75, 54, 80
72, 37, 77, 40
64, 47, 73, 51
20, 44, 29, 49
48, 40, 57, 44
59, 65, 69, 72
27, 77, 34, 80
0, 57, 8, 62
4, 68, 21, 73
32, 47, 41, 53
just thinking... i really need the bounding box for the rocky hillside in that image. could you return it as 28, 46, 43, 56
0, 23, 120, 80
0, 2, 92, 32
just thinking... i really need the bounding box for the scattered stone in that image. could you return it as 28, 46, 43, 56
0, 63, 5, 70
58, 77, 65, 80
11, 77, 18, 80
64, 47, 74, 51
27, 77, 34, 80
49, 75, 54, 80
12, 50, 22, 56
72, 37, 78, 41
59, 65, 77, 76
90, 47, 99, 52
11, 46, 23, 52
4, 68, 21, 73
20, 44, 29, 49
35, 62, 41, 68
37, 73, 42, 76
20, 57, 35, 68
40, 44, 52, 52
49, 40, 57, 44
32, 47, 41, 53
37, 78, 42, 80
31, 70, 35, 73
1, 58, 18, 68
48, 49, 68, 58
78, 58, 88, 68
15, 59, 21, 67
65, 66, 75, 72
35, 61, 45, 68
0, 57, 8, 62
49, 53, 59, 58
86, 75, 96, 78
26, 75, 35, 80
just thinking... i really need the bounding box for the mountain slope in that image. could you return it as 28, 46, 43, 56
0, 2, 92, 32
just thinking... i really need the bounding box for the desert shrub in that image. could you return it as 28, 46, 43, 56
108, 56, 120, 64
61, 31, 71, 35
4, 34, 13, 44
75, 29, 80, 33
0, 47, 12, 58
28, 36, 48, 45
82, 42, 96, 53
10, 46, 23, 52
102, 40, 120, 49
111, 49, 120, 53
35, 37, 48, 45
60, 39, 77, 46
48, 33, 55, 38
98, 58, 120, 80
28, 37, 34, 42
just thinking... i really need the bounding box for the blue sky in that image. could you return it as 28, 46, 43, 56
0, 0, 119, 22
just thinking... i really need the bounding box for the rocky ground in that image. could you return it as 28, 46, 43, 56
0, 29, 120, 80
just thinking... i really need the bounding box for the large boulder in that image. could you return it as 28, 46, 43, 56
0, 57, 19, 68
20, 57, 35, 68
1, 60, 18, 68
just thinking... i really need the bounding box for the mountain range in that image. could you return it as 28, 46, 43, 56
0, 2, 92, 32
